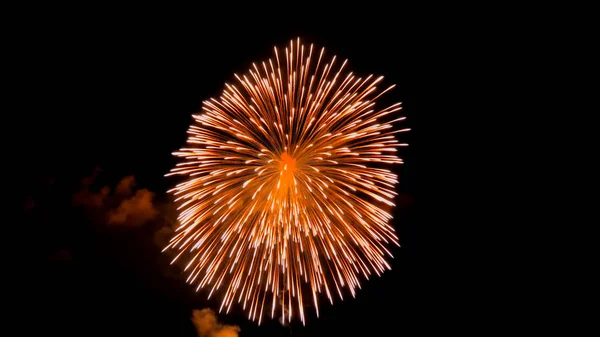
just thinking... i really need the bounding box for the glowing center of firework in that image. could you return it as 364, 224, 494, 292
279, 153, 297, 171
278, 153, 297, 189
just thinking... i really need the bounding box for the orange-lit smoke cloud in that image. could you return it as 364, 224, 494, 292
191, 308, 240, 337
72, 172, 157, 227
72, 185, 110, 208
72, 168, 109, 208
108, 188, 157, 226
115, 175, 136, 196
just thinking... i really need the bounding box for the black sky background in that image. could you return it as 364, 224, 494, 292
21, 12, 420, 336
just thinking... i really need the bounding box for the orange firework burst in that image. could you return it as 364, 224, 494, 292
165, 38, 409, 325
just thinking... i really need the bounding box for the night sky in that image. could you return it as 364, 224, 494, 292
24, 12, 417, 336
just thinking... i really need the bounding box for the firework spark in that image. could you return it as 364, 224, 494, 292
165, 38, 409, 325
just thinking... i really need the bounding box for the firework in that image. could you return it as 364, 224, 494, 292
165, 38, 409, 325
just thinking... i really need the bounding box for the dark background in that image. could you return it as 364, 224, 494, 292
21, 11, 418, 336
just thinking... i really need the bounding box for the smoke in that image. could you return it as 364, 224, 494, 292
108, 188, 157, 226
191, 308, 240, 337
72, 168, 108, 209
152, 201, 189, 279
115, 175, 136, 196
72, 171, 157, 227
72, 169, 110, 207
152, 198, 181, 250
